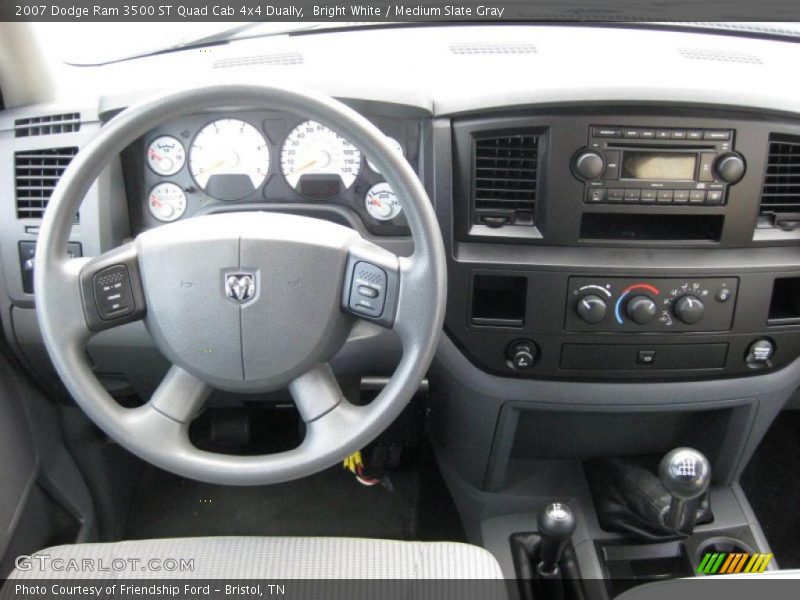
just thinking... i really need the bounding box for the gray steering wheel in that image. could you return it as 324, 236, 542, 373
34, 84, 446, 485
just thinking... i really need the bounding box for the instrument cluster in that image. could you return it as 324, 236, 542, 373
128, 110, 420, 236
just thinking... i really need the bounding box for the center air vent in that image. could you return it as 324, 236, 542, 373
472, 134, 539, 227
759, 134, 800, 226
15, 147, 79, 219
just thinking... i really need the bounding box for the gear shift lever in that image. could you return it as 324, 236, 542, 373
536, 502, 577, 576
659, 447, 711, 534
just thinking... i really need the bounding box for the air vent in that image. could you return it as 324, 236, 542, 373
451, 42, 537, 55
15, 113, 81, 137
212, 52, 304, 69
15, 147, 79, 219
760, 134, 800, 225
472, 134, 539, 225
678, 48, 762, 65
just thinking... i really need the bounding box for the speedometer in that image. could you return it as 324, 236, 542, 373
280, 120, 362, 197
189, 119, 269, 201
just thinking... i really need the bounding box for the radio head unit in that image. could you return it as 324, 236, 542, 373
573, 126, 745, 206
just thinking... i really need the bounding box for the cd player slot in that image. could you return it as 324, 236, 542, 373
580, 213, 724, 242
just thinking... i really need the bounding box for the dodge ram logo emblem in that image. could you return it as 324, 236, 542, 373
224, 272, 256, 303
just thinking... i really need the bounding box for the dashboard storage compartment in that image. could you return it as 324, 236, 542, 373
471, 274, 527, 327
560, 343, 728, 371
580, 213, 724, 242
768, 277, 800, 325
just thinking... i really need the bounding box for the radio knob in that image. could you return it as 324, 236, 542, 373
714, 153, 745, 184
576, 294, 607, 324
674, 294, 705, 325
626, 295, 657, 325
573, 151, 605, 180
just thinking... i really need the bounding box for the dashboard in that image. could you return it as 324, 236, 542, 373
3, 24, 800, 398
122, 109, 422, 237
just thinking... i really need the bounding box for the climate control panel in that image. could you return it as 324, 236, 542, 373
566, 277, 738, 332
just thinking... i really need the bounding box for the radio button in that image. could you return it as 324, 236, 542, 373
704, 130, 731, 140
641, 190, 658, 203
594, 127, 622, 138
706, 190, 724, 205
624, 189, 641, 203
671, 130, 688, 139
640, 129, 656, 139
657, 190, 674, 203
689, 190, 707, 204
607, 189, 625, 203
673, 190, 690, 203
698, 152, 716, 182
587, 189, 605, 203
687, 130, 704, 140
602, 150, 620, 179
656, 130, 671, 139
623, 129, 640, 138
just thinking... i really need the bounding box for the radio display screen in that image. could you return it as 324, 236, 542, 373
622, 152, 697, 181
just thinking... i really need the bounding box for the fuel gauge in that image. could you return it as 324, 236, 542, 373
148, 183, 187, 222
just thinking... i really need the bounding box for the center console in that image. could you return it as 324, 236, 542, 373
444, 106, 800, 381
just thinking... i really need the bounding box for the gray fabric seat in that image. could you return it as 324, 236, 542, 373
10, 536, 504, 579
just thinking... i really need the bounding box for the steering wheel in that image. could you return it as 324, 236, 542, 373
34, 84, 446, 485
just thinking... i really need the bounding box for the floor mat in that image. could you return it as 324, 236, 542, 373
741, 410, 800, 568
125, 465, 422, 540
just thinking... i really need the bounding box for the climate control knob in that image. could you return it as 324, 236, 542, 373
674, 294, 705, 325
573, 151, 605, 180
714, 153, 745, 184
626, 295, 657, 325
576, 294, 607, 324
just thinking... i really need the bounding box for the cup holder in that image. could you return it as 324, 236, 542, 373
695, 536, 755, 566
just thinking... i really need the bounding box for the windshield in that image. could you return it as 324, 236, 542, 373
32, 21, 800, 66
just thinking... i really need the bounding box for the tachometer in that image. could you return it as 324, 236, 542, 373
189, 119, 269, 200
365, 183, 402, 221
280, 120, 362, 197
148, 182, 187, 222
147, 136, 186, 176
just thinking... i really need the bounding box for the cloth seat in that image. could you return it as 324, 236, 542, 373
9, 536, 504, 580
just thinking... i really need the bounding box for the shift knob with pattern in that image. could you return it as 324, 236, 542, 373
537, 502, 577, 575
659, 447, 711, 533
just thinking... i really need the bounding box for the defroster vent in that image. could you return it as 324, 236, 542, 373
760, 134, 800, 226
15, 147, 79, 219
473, 134, 539, 227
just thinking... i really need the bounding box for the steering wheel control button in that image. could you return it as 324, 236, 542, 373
93, 265, 135, 320
349, 262, 387, 318
745, 339, 775, 368
508, 340, 537, 370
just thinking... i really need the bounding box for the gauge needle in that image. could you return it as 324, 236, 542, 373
202, 159, 226, 174
149, 149, 164, 161
150, 197, 162, 207
292, 159, 317, 175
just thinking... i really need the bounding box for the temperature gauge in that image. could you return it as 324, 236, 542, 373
365, 182, 402, 221
147, 136, 186, 176
148, 183, 187, 222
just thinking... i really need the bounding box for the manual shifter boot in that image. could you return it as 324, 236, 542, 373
585, 457, 713, 540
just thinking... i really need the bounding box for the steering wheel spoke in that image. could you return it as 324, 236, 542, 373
149, 365, 211, 424
78, 242, 146, 332
288, 363, 346, 422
